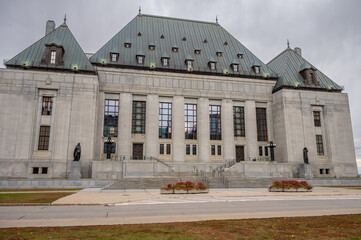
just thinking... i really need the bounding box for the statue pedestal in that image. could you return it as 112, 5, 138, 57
69, 161, 81, 180
299, 164, 313, 179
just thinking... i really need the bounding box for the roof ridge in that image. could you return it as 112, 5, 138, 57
267, 47, 293, 65
139, 14, 219, 26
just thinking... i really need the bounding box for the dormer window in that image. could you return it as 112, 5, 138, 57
208, 57, 217, 70
194, 49, 201, 55
252, 60, 261, 74
216, 50, 223, 57
299, 62, 319, 85
110, 52, 119, 62
137, 55, 144, 64
237, 53, 244, 59
124, 42, 131, 48
41, 43, 64, 66
136, 51, 145, 64
232, 64, 239, 72
161, 57, 169, 66
172, 47, 178, 52
50, 51, 56, 64
186, 60, 193, 68
149, 43, 156, 50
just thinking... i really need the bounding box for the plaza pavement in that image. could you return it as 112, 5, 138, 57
52, 187, 361, 205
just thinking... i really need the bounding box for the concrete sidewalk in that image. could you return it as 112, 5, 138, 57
52, 187, 361, 205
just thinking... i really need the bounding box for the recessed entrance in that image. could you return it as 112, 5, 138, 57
133, 143, 143, 160
235, 146, 244, 162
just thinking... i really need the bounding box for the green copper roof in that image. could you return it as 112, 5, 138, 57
267, 47, 342, 92
6, 23, 94, 73
90, 14, 276, 78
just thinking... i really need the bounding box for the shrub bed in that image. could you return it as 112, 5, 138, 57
161, 181, 208, 194
268, 180, 313, 192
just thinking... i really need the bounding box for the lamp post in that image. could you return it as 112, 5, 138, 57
105, 137, 114, 160
268, 141, 276, 162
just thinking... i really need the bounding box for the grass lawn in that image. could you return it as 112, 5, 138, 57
0, 189, 81, 192
0, 192, 74, 204
1, 214, 360, 239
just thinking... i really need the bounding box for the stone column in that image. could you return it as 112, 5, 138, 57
173, 96, 185, 162
222, 99, 235, 160
198, 98, 210, 162
118, 93, 132, 157
245, 100, 258, 159
145, 94, 159, 158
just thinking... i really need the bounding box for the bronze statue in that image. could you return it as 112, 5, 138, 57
303, 147, 309, 164
73, 143, 81, 161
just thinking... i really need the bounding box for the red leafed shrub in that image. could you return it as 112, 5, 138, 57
162, 181, 208, 191
269, 180, 312, 190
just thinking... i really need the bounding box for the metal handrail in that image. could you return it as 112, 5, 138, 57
120, 155, 174, 172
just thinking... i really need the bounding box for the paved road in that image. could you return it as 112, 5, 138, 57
1, 195, 360, 228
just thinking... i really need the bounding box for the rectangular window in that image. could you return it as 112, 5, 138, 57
137, 56, 144, 64
104, 100, 119, 137
192, 145, 197, 155
33, 167, 39, 174
265, 146, 268, 156
159, 103, 172, 139
50, 50, 56, 64
233, 65, 238, 72
210, 62, 216, 70
186, 144, 190, 155
313, 111, 321, 127
187, 60, 193, 68
111, 53, 118, 62
166, 144, 171, 155
259, 146, 263, 156
163, 58, 169, 66
211, 145, 216, 155
209, 105, 221, 140
233, 106, 245, 137
42, 97, 53, 115
160, 144, 164, 154
217, 145, 222, 155
185, 104, 197, 139
256, 108, 268, 141
41, 167, 48, 174
316, 135, 324, 155
132, 101, 146, 133
38, 126, 50, 150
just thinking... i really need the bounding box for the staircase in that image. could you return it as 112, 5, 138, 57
103, 172, 203, 190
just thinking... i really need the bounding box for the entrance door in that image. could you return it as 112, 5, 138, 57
235, 146, 244, 162
133, 144, 143, 160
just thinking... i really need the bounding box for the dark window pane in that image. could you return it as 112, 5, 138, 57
217, 145, 222, 155
42, 97, 53, 115
185, 104, 197, 139
160, 144, 164, 154
211, 145, 216, 155
313, 111, 321, 127
259, 146, 263, 156
233, 106, 245, 137
210, 105, 221, 140
166, 144, 171, 154
159, 103, 172, 139
104, 99, 119, 137
256, 108, 268, 141
38, 126, 50, 150
192, 145, 197, 155
132, 101, 146, 133
316, 135, 324, 155
186, 144, 190, 155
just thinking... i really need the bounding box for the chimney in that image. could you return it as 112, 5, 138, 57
294, 47, 302, 56
45, 20, 55, 35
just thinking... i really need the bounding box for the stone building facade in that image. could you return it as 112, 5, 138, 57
0, 14, 358, 179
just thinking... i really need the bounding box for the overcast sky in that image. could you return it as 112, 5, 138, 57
1, 0, 360, 172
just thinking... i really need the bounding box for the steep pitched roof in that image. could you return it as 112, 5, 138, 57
267, 47, 342, 92
6, 23, 94, 73
90, 14, 277, 79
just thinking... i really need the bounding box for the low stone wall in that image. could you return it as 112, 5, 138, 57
227, 162, 295, 178
308, 179, 361, 186
0, 179, 113, 189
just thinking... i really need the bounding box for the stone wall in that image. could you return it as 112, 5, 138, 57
0, 69, 98, 178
